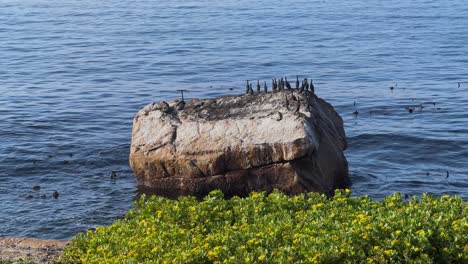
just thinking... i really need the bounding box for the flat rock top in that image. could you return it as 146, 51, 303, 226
0, 237, 67, 263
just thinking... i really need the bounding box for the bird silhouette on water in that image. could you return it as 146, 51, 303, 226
353, 101, 359, 116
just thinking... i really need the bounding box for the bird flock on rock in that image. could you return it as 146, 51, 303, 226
245, 76, 315, 95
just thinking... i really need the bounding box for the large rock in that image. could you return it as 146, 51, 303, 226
130, 90, 350, 196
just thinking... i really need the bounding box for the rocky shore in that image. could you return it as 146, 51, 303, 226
0, 237, 67, 264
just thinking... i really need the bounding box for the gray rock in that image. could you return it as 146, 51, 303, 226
130, 90, 350, 196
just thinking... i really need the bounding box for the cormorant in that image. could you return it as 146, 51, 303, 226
310, 79, 315, 93
353, 101, 358, 116
160, 101, 170, 112
295, 76, 300, 90
272, 79, 277, 91
256, 80, 261, 93
176, 100, 186, 110
245, 80, 250, 94
53, 191, 59, 199
285, 77, 292, 90
264, 81, 268, 93
249, 83, 254, 95
295, 100, 301, 113
303, 78, 309, 91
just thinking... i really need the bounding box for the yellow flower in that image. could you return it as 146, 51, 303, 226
208, 250, 217, 258
258, 254, 266, 261
395, 230, 401, 236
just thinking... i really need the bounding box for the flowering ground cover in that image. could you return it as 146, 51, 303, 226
59, 190, 467, 263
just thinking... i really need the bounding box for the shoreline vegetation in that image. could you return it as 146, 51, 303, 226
51, 190, 466, 263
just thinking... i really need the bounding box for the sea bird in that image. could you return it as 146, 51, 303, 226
245, 80, 250, 94
264, 81, 268, 93
249, 83, 254, 95
302, 78, 309, 91
353, 101, 359, 116
285, 77, 292, 90
256, 80, 261, 93
295, 76, 300, 90
295, 99, 301, 113
176, 100, 186, 110
310, 79, 315, 93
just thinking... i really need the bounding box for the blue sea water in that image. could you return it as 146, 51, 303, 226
0, 0, 467, 239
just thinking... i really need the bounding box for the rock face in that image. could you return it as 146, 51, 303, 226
130, 90, 350, 197
0, 237, 67, 263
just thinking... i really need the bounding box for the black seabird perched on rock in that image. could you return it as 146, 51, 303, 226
310, 79, 315, 93
256, 80, 261, 93
303, 78, 309, 91
290, 92, 298, 102
264, 81, 268, 93
279, 78, 284, 90
296, 76, 300, 90
285, 95, 290, 110
176, 100, 186, 110
249, 83, 254, 95
160, 101, 170, 112
295, 100, 301, 113
285, 77, 292, 90
245, 80, 250, 94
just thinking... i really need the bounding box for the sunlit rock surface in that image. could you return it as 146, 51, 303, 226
130, 90, 350, 196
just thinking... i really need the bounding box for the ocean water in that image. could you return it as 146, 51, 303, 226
0, 0, 467, 239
